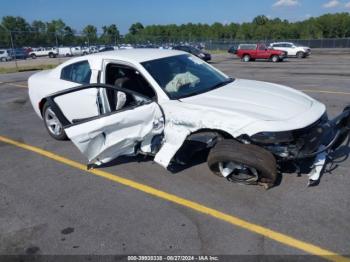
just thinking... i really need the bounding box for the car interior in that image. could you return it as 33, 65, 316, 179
103, 63, 156, 113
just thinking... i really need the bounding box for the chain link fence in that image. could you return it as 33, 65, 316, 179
1, 30, 350, 70
206, 38, 350, 50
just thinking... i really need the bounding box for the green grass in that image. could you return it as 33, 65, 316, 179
0, 64, 57, 74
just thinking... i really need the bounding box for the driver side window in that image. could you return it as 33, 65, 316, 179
105, 64, 156, 100
259, 45, 266, 50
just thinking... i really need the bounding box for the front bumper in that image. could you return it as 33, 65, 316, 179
305, 49, 311, 56
259, 106, 350, 160
279, 52, 288, 60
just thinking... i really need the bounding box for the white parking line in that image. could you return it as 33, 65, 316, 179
300, 89, 350, 95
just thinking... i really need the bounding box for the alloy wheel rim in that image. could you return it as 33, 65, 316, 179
218, 161, 258, 183
44, 107, 62, 136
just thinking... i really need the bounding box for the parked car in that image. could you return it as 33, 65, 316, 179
7, 48, 27, 60
0, 49, 11, 62
58, 47, 73, 57
89, 46, 99, 53
71, 46, 84, 56
99, 46, 114, 52
227, 45, 238, 54
173, 45, 211, 61
269, 42, 311, 58
28, 49, 350, 188
236, 43, 287, 62
29, 47, 58, 59
119, 44, 134, 50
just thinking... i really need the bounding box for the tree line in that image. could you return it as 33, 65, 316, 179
0, 13, 350, 48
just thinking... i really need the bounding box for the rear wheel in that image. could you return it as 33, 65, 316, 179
207, 139, 277, 188
43, 102, 68, 140
242, 54, 251, 62
31, 54, 37, 59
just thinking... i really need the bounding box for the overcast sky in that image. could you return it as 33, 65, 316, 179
1, 0, 349, 33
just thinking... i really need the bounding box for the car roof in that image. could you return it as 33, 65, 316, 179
53, 48, 188, 72
89, 48, 186, 63
270, 42, 293, 44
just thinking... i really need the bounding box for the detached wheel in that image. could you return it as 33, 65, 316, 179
296, 52, 304, 59
207, 139, 277, 188
43, 102, 68, 140
271, 55, 279, 63
242, 54, 251, 62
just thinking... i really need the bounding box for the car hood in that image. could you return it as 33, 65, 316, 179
180, 79, 315, 121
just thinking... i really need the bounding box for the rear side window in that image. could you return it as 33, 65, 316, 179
61, 61, 91, 84
0, 51, 4, 54
239, 44, 257, 50
259, 44, 266, 50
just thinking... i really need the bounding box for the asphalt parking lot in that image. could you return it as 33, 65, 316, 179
0, 52, 349, 260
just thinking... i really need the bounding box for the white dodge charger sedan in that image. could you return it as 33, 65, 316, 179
28, 49, 350, 188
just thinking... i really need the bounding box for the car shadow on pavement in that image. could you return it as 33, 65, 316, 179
98, 154, 154, 168
324, 142, 350, 175
93, 139, 349, 187
97, 149, 210, 175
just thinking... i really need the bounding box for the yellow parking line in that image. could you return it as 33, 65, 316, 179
0, 82, 27, 88
9, 83, 27, 88
300, 89, 350, 95
0, 135, 349, 261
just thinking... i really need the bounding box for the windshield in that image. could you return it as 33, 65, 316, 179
141, 54, 233, 99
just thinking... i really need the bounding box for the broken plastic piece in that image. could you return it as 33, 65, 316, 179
307, 145, 326, 186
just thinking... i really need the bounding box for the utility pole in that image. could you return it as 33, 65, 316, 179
9, 31, 18, 70
55, 33, 60, 63
0, 25, 18, 71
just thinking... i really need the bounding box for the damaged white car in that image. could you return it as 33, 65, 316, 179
28, 49, 350, 188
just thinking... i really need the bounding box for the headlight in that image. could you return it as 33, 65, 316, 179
250, 131, 294, 144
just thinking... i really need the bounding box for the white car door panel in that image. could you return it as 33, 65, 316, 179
54, 88, 99, 123
65, 102, 164, 163
48, 85, 164, 165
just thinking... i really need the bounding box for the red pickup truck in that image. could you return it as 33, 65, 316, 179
236, 43, 287, 62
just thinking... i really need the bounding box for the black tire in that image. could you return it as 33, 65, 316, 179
0, 57, 6, 62
242, 54, 251, 62
49, 53, 53, 58
271, 55, 279, 62
42, 102, 68, 140
296, 51, 304, 59
207, 139, 277, 188
31, 54, 36, 59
